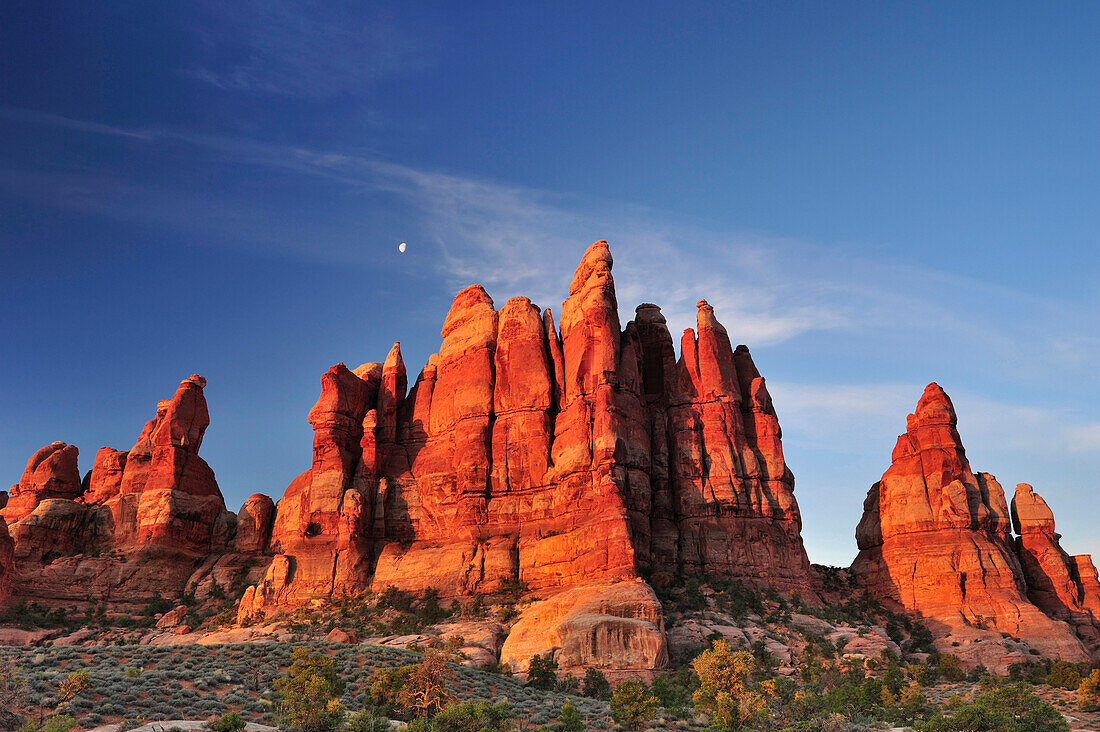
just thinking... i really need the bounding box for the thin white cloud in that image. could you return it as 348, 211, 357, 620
0, 107, 160, 140
4, 107, 1099, 383
1068, 425, 1100, 453
185, 1, 430, 98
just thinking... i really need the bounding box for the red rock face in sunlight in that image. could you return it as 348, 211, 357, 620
2, 240, 1095, 677
1, 376, 274, 605
239, 240, 814, 673
851, 384, 1093, 666
1, 442, 82, 524
1012, 483, 1100, 657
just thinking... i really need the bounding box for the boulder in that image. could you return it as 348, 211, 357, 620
499, 581, 667, 676
156, 605, 190, 629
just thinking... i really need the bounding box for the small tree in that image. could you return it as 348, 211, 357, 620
582, 667, 612, 700
559, 701, 584, 732
54, 672, 88, 714
525, 653, 558, 691
0, 661, 27, 731
611, 680, 658, 731
692, 639, 767, 730
274, 647, 346, 732
1079, 669, 1100, 711
368, 665, 416, 717
396, 649, 457, 718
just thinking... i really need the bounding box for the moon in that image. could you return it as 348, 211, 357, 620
398, 242, 407, 253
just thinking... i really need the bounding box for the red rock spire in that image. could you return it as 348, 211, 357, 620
852, 383, 1090, 666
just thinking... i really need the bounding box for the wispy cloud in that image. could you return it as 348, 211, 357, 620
4, 106, 1099, 383
0, 108, 160, 140
185, 1, 429, 97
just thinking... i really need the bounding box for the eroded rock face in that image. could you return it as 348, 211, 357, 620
851, 384, 1090, 663
236, 494, 275, 554
3, 376, 274, 606
0, 520, 12, 603
243, 240, 815, 674
1012, 483, 1100, 657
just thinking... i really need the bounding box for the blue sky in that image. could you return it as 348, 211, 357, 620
1, 1, 1097, 567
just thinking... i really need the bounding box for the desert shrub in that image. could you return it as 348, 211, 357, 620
344, 710, 388, 732
650, 667, 696, 717
428, 700, 513, 731
935, 654, 965, 682
610, 680, 657, 731
207, 708, 247, 726
18, 715, 77, 732
1046, 661, 1082, 690
916, 682, 1067, 732
906, 622, 936, 654
558, 701, 584, 732
882, 659, 905, 695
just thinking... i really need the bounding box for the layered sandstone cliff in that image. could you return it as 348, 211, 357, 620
237, 240, 813, 673
0, 376, 273, 605
852, 384, 1092, 665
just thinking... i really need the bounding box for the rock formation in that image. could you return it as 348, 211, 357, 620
238, 240, 814, 674
0, 520, 12, 604
2, 442, 82, 524
1012, 483, 1100, 656
852, 383, 1092, 666
1, 376, 274, 606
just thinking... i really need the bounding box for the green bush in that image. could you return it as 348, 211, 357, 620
344, 710, 389, 732
916, 682, 1068, 732
18, 715, 77, 732
1046, 661, 1081, 690
209, 712, 247, 732
610, 680, 657, 731
429, 700, 513, 731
